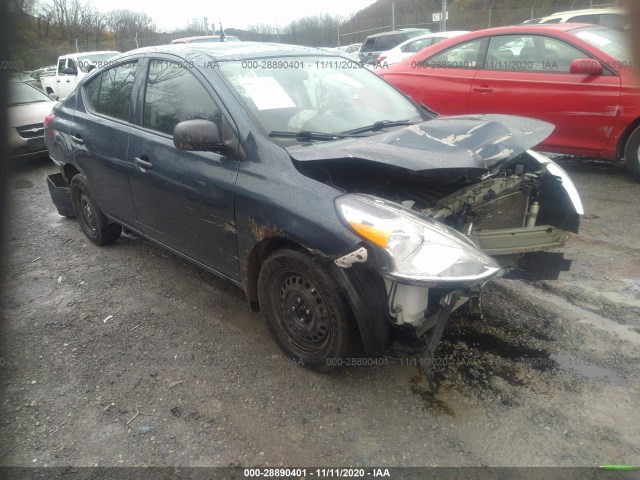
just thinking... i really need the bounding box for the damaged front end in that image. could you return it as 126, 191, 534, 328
290, 114, 583, 388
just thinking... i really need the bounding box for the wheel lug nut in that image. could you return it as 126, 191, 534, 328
291, 306, 296, 311
305, 310, 310, 315
297, 297, 302, 304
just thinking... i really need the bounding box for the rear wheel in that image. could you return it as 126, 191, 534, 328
258, 249, 356, 371
624, 126, 640, 180
70, 174, 121, 245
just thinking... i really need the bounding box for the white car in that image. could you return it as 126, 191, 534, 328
376, 31, 469, 66
338, 43, 361, 59
536, 7, 628, 31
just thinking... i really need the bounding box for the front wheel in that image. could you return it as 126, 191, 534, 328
258, 249, 356, 371
624, 126, 640, 180
70, 174, 122, 245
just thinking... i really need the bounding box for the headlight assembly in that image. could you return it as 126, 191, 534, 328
335, 194, 500, 286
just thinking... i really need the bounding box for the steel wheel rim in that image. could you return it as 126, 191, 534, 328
79, 188, 97, 233
273, 270, 331, 355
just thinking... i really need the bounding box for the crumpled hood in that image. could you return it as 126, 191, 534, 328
286, 114, 554, 172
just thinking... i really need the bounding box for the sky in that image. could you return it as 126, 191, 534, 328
89, 0, 377, 32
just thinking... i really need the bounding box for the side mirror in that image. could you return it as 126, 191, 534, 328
570, 58, 603, 75
62, 67, 77, 75
50, 93, 60, 101
173, 119, 224, 152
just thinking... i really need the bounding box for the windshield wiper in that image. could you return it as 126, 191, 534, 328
340, 119, 416, 135
269, 130, 349, 141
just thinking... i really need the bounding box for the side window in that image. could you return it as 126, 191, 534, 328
361, 38, 376, 53
542, 37, 586, 72
83, 62, 138, 121
486, 35, 538, 70
143, 60, 221, 136
375, 35, 401, 52
570, 14, 599, 25
402, 38, 432, 53
424, 39, 483, 69
58, 58, 67, 75
485, 35, 584, 72
84, 75, 101, 110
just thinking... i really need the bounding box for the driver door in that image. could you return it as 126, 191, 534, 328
127, 58, 241, 279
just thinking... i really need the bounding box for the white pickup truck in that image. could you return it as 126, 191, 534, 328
40, 51, 120, 99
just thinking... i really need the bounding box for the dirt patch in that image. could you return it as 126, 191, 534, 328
1, 158, 639, 467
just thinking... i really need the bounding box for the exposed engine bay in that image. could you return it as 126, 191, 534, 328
297, 150, 580, 272
287, 115, 583, 389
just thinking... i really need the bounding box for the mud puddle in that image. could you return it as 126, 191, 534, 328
550, 354, 627, 387
528, 285, 640, 345
444, 326, 628, 388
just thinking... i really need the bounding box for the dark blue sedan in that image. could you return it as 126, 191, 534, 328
44, 42, 582, 388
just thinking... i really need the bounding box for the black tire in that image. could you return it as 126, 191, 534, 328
625, 126, 640, 180
70, 174, 122, 245
258, 249, 356, 372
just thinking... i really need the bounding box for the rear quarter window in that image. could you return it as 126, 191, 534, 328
83, 62, 138, 121
361, 38, 376, 52
374, 34, 407, 51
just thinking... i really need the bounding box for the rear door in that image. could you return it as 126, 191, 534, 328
468, 34, 621, 153
70, 61, 140, 225
127, 58, 240, 279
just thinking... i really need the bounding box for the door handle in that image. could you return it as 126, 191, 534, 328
134, 156, 153, 170
70, 135, 84, 145
473, 85, 493, 93
56, 80, 60, 83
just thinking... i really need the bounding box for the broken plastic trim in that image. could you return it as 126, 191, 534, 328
334, 246, 368, 268
527, 150, 584, 215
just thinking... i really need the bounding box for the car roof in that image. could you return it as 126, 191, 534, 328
63, 50, 120, 57
463, 23, 597, 35
365, 28, 429, 39
542, 7, 625, 18
170, 35, 239, 43
404, 31, 469, 41
112, 42, 337, 62
391, 31, 469, 50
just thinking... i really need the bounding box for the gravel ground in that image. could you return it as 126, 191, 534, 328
1, 156, 639, 468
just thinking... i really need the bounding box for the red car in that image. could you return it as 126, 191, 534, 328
378, 24, 640, 179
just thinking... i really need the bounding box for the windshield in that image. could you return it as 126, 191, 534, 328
217, 56, 423, 142
570, 26, 632, 65
9, 81, 52, 105
76, 53, 119, 72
